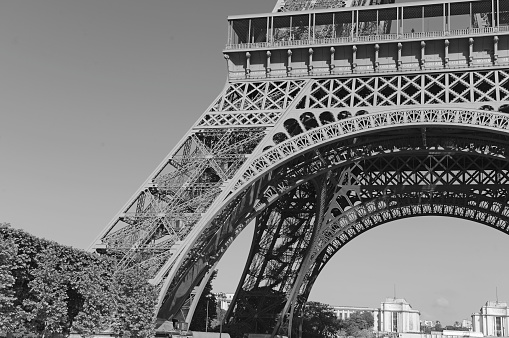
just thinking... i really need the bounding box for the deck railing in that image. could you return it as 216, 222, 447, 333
225, 26, 507, 51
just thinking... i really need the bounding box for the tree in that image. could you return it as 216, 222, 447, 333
190, 270, 218, 332
0, 225, 18, 332
340, 311, 374, 336
302, 301, 341, 338
110, 266, 158, 338
23, 247, 70, 337
434, 321, 443, 331
71, 255, 116, 337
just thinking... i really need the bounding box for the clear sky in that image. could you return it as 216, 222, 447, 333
1, 0, 508, 327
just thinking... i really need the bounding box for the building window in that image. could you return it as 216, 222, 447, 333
496, 317, 502, 337
393, 313, 398, 332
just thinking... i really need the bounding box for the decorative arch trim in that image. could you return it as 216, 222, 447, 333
233, 108, 509, 192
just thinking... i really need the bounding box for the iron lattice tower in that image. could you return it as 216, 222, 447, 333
91, 0, 509, 335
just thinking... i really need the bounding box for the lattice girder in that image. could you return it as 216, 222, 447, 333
151, 119, 508, 332
93, 65, 509, 336
152, 107, 509, 325
217, 129, 509, 335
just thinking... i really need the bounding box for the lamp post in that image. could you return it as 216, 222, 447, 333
206, 298, 209, 332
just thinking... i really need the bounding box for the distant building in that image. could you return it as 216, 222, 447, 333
215, 292, 234, 311
332, 298, 421, 333
332, 305, 378, 321
472, 301, 509, 337
377, 298, 421, 333
462, 319, 472, 330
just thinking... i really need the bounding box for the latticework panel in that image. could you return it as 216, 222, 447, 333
209, 80, 306, 112
294, 70, 508, 109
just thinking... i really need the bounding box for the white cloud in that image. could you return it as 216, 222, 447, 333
434, 297, 450, 308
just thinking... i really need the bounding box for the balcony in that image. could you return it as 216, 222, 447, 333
224, 0, 508, 52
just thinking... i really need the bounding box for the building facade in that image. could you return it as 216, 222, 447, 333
215, 292, 234, 312
377, 298, 421, 333
472, 301, 509, 337
332, 298, 421, 333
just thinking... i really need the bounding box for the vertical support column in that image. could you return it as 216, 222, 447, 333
287, 49, 293, 77
312, 13, 315, 40
266, 17, 270, 43
266, 50, 272, 77
421, 6, 424, 34
271, 16, 274, 43
397, 42, 403, 70
396, 6, 399, 36
376, 9, 379, 35
227, 21, 232, 45
224, 54, 230, 81
289, 16, 292, 41
249, 19, 252, 43
308, 48, 314, 75
444, 39, 450, 68
352, 45, 357, 73
497, 0, 500, 29
374, 44, 380, 72
308, 13, 312, 41
332, 13, 336, 38
443, 3, 447, 32
420, 41, 426, 69
469, 2, 473, 30
469, 38, 474, 66
330, 47, 335, 74
356, 9, 359, 38
494, 36, 499, 65
492, 0, 495, 28
246, 52, 251, 78
351, 10, 355, 39
271, 173, 332, 338
401, 6, 404, 35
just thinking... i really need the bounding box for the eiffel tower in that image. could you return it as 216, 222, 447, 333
90, 0, 509, 335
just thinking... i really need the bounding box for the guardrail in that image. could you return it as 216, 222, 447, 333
225, 26, 507, 51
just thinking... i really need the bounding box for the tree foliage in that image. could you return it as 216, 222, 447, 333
0, 224, 157, 337
302, 301, 341, 338
110, 267, 158, 338
300, 302, 375, 338
0, 223, 17, 332
339, 311, 374, 336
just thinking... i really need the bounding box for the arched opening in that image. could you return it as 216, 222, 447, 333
338, 111, 352, 120
319, 111, 335, 125
300, 112, 319, 130
273, 132, 288, 144
499, 104, 509, 113
284, 118, 304, 137
480, 104, 494, 111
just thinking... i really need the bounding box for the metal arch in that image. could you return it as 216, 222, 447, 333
297, 189, 509, 313
222, 132, 509, 336
155, 110, 509, 323
234, 108, 509, 192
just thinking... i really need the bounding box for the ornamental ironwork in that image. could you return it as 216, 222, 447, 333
90, 0, 509, 336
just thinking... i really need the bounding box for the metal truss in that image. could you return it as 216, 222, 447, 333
295, 70, 509, 110
90, 3, 509, 334
223, 128, 509, 336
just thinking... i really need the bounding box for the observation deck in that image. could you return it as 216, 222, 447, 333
223, 0, 509, 80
